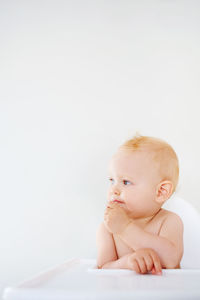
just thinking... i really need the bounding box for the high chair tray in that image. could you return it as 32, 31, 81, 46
3, 259, 200, 300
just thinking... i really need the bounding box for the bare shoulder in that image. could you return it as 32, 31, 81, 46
158, 208, 184, 245
157, 209, 184, 268
147, 208, 183, 236
160, 208, 184, 228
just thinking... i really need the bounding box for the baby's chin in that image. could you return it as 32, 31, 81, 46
124, 206, 144, 218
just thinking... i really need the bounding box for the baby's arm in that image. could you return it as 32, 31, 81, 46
118, 213, 184, 269
96, 222, 130, 269
96, 222, 162, 274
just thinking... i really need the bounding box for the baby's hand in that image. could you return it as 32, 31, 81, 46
127, 248, 162, 275
104, 202, 131, 234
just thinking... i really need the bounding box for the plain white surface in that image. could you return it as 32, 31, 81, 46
1, 0, 200, 287
3, 259, 200, 300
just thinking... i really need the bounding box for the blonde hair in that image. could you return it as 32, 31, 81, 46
119, 134, 179, 193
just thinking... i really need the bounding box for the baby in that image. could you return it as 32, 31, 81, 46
96, 135, 183, 275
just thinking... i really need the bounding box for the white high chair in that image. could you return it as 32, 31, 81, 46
3, 196, 200, 300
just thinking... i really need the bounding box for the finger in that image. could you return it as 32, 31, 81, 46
150, 252, 162, 275
107, 201, 115, 206
108, 202, 118, 208
106, 204, 111, 208
106, 205, 114, 209
136, 257, 147, 274
129, 258, 140, 274
144, 254, 154, 272
105, 207, 112, 213
107, 200, 113, 204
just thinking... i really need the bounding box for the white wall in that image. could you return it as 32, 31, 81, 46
0, 0, 200, 287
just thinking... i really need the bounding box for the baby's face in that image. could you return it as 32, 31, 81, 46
107, 149, 162, 218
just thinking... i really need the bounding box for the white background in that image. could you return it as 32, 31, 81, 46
0, 0, 200, 288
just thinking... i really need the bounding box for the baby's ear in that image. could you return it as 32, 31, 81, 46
155, 181, 173, 204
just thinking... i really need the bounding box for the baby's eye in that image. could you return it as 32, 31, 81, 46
109, 178, 114, 185
123, 180, 132, 185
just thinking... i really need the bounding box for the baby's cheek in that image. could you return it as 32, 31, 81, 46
126, 192, 140, 210
125, 192, 134, 204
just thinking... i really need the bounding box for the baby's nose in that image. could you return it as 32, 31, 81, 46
113, 185, 120, 195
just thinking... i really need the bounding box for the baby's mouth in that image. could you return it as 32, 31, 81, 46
112, 199, 124, 204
